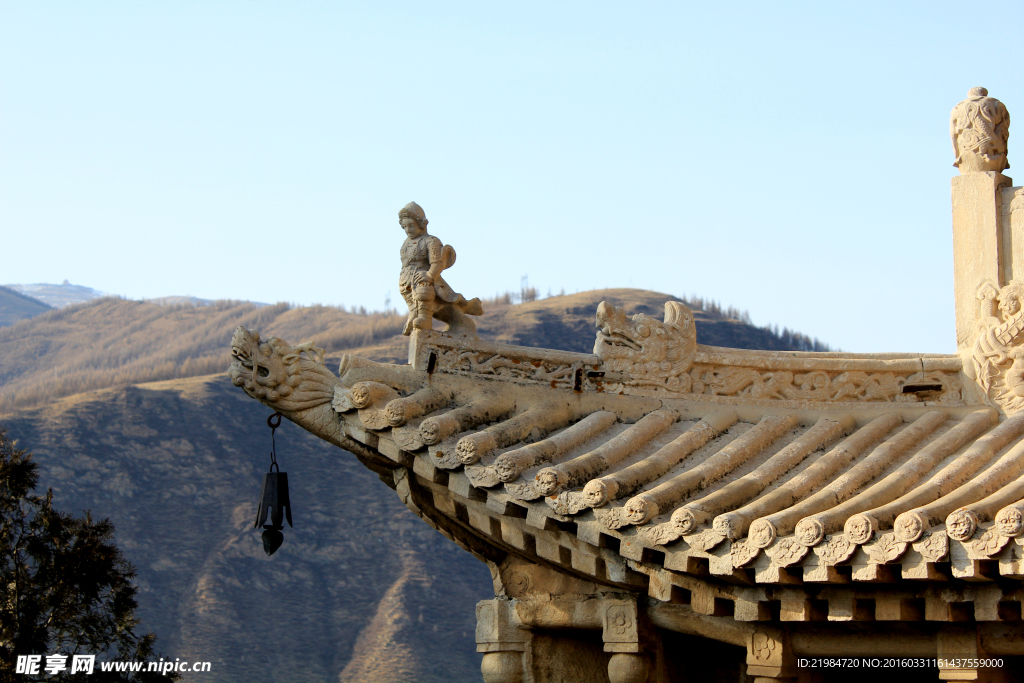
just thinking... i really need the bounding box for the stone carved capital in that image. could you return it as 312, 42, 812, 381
746, 629, 795, 679
951, 87, 1010, 173
476, 599, 529, 652
601, 599, 641, 654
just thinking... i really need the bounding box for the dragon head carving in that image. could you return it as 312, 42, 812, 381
593, 301, 697, 379
229, 326, 337, 412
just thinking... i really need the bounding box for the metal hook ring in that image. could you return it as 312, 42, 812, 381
267, 412, 282, 429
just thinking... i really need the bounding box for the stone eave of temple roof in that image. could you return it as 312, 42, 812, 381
350, 329, 1019, 587
228, 310, 1024, 626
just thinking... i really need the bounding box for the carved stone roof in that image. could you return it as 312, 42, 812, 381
229, 306, 1024, 626
343, 330, 1022, 586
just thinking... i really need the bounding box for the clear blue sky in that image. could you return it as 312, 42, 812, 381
2, 1, 1022, 352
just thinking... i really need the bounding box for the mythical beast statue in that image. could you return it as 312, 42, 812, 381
593, 300, 697, 393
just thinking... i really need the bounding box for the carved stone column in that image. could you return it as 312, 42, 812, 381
949, 87, 1014, 353
745, 628, 796, 682
952, 170, 1013, 349
477, 599, 529, 683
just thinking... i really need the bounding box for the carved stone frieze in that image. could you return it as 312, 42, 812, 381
640, 514, 693, 548
594, 506, 629, 530
950, 87, 1010, 174
428, 346, 589, 390
970, 280, 1024, 411
428, 439, 463, 470
466, 465, 502, 488
606, 365, 962, 404
639, 523, 678, 548
591, 302, 962, 403
546, 491, 588, 516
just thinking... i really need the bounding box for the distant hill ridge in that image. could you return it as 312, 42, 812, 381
3, 281, 110, 309
0, 283, 280, 337
0, 285, 51, 327
0, 288, 828, 414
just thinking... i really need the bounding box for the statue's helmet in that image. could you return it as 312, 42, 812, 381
399, 201, 428, 229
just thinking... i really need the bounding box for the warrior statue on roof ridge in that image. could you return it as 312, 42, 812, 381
398, 201, 483, 338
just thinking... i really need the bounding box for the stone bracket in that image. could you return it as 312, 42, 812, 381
746, 627, 796, 680
601, 598, 641, 653
476, 599, 529, 653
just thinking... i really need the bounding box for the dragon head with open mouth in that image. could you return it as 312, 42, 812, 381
593, 300, 697, 379
229, 326, 338, 413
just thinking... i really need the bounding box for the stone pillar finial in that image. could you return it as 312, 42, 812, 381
951, 87, 1010, 173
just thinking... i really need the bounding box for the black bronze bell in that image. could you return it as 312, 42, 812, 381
254, 413, 292, 556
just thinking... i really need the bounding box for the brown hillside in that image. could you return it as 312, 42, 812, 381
0, 289, 821, 413
0, 298, 405, 413
0, 375, 490, 683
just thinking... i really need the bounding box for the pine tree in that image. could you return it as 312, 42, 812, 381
0, 427, 176, 682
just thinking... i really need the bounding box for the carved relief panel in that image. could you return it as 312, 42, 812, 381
971, 280, 1024, 412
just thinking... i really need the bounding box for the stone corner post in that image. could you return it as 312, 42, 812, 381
949, 87, 1015, 353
